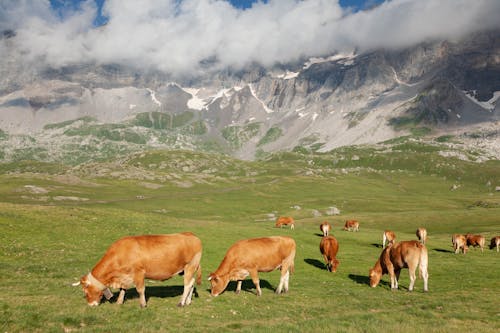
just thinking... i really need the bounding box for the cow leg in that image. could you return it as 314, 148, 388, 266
394, 269, 400, 289
116, 288, 126, 305
235, 280, 242, 294
135, 282, 147, 308
279, 270, 290, 294
249, 270, 262, 296
178, 276, 195, 307
408, 267, 416, 292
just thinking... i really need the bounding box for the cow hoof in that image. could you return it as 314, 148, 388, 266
177, 302, 185, 307
140, 304, 147, 308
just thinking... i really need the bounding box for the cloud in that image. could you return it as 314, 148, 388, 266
2, 0, 500, 78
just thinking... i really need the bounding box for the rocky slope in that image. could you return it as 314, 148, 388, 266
0, 29, 498, 163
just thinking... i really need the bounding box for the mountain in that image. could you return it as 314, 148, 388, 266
0, 29, 499, 164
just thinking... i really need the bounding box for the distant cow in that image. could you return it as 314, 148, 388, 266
369, 241, 428, 292
465, 234, 485, 252
382, 230, 396, 248
320, 221, 331, 237
73, 232, 202, 308
275, 216, 295, 230
343, 220, 359, 232
416, 228, 427, 245
320, 236, 339, 272
490, 236, 500, 252
452, 234, 468, 254
208, 236, 296, 297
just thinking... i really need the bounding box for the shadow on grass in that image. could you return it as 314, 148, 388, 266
204, 279, 274, 295
348, 274, 391, 289
304, 258, 326, 271
314, 233, 324, 237
106, 285, 199, 304
371, 243, 383, 248
434, 248, 454, 253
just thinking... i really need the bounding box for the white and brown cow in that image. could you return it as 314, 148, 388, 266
382, 230, 396, 248
452, 234, 468, 254
320, 236, 339, 272
73, 232, 202, 308
416, 227, 427, 245
343, 220, 359, 232
320, 221, 331, 237
208, 236, 296, 297
465, 234, 485, 252
275, 216, 295, 230
369, 240, 428, 292
490, 236, 500, 252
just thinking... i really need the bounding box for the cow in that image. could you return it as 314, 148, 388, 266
452, 234, 468, 254
343, 220, 359, 232
369, 240, 428, 292
72, 232, 202, 308
320, 221, 331, 237
275, 216, 295, 230
465, 234, 485, 252
320, 236, 339, 272
382, 230, 396, 248
490, 236, 500, 252
416, 228, 427, 245
208, 236, 296, 297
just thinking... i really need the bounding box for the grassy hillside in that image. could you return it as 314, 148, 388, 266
0, 147, 499, 332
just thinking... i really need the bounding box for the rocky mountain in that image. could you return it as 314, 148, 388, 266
0, 29, 499, 163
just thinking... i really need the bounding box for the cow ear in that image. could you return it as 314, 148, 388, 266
208, 273, 217, 282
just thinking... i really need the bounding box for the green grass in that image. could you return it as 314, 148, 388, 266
0, 149, 499, 332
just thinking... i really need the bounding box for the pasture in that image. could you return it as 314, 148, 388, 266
0, 150, 499, 332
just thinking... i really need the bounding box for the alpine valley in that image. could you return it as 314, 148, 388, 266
0, 28, 499, 164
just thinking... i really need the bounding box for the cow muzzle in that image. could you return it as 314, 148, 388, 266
88, 301, 100, 307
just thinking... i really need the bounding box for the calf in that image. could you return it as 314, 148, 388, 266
369, 241, 428, 292
465, 234, 485, 252
320, 236, 339, 272
452, 234, 468, 254
343, 220, 359, 232
73, 232, 202, 308
416, 227, 427, 245
275, 216, 295, 230
490, 236, 500, 252
320, 221, 331, 237
208, 236, 296, 297
382, 230, 396, 248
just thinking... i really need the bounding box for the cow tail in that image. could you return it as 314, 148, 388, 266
196, 265, 202, 285
418, 246, 428, 280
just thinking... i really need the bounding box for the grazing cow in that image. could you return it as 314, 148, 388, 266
465, 234, 485, 252
452, 234, 468, 254
275, 216, 295, 230
208, 236, 296, 297
369, 240, 428, 292
72, 232, 202, 308
416, 228, 427, 245
490, 236, 500, 252
343, 220, 359, 232
320, 236, 339, 272
320, 221, 331, 237
382, 230, 396, 248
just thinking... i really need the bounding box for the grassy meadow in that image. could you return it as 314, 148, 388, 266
0, 147, 499, 332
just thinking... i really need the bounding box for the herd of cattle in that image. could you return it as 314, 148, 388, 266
73, 217, 499, 308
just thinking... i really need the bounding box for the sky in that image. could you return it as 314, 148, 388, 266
1, 0, 499, 78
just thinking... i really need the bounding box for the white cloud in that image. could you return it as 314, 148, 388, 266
2, 0, 500, 77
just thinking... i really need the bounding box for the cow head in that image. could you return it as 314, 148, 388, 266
73, 274, 112, 306
368, 268, 381, 288
208, 273, 229, 297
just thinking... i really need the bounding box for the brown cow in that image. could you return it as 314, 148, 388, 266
320, 221, 331, 237
320, 236, 339, 272
208, 236, 296, 297
73, 232, 202, 308
465, 234, 485, 252
343, 220, 359, 232
490, 236, 500, 252
452, 234, 468, 254
275, 216, 295, 230
382, 230, 396, 248
416, 228, 427, 245
369, 240, 428, 292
